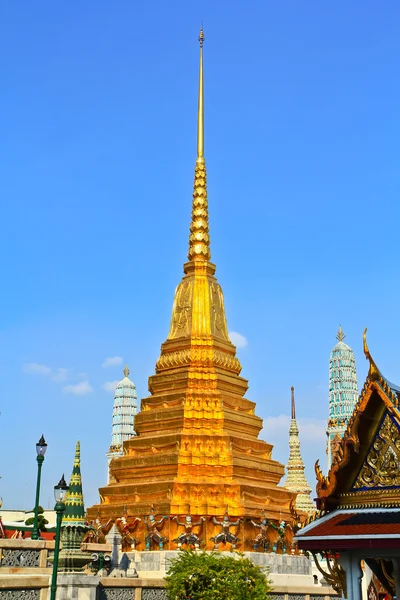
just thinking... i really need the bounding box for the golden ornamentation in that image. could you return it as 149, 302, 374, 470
336, 325, 345, 342
168, 281, 194, 338
312, 551, 347, 598
156, 347, 241, 373
353, 413, 400, 489
87, 29, 296, 551
363, 328, 380, 381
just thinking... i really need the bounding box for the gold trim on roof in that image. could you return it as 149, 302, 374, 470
363, 328, 380, 381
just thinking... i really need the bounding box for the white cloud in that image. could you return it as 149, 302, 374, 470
229, 331, 248, 348
52, 368, 68, 382
102, 356, 123, 368
63, 381, 93, 396
23, 362, 52, 376
102, 380, 119, 393
23, 362, 69, 384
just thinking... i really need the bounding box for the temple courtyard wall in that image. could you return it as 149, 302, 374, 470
0, 538, 337, 599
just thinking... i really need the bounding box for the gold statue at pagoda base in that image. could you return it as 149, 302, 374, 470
87, 28, 296, 552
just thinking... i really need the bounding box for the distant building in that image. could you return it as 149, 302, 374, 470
327, 326, 358, 467
285, 387, 316, 514
106, 365, 137, 481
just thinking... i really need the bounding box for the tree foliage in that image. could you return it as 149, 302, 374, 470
165, 550, 272, 600
25, 506, 49, 532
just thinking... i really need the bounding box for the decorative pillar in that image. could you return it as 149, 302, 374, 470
340, 552, 363, 600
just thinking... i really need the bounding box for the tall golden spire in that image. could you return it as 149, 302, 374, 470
188, 27, 210, 262
197, 27, 204, 160
90, 29, 296, 541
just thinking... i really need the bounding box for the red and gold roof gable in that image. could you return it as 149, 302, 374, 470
315, 330, 400, 512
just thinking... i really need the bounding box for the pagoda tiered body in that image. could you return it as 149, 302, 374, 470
87, 31, 294, 550
327, 326, 358, 467
106, 365, 137, 480
284, 387, 316, 515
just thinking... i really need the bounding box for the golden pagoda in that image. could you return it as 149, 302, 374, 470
87, 29, 295, 550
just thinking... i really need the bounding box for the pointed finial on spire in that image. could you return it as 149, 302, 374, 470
123, 364, 130, 378
188, 27, 210, 262
363, 328, 380, 381
74, 440, 80, 467
197, 26, 204, 160
336, 325, 346, 342
291, 386, 296, 419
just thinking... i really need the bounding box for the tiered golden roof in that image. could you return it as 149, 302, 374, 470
87, 30, 294, 550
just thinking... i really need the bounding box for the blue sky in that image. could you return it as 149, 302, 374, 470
1, 1, 400, 510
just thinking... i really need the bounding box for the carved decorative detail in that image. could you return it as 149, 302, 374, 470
209, 282, 229, 339
98, 589, 135, 600
172, 515, 205, 548
156, 347, 241, 373
210, 512, 242, 549
0, 592, 40, 600
0, 549, 40, 567
311, 551, 347, 597
168, 281, 194, 339
188, 160, 210, 262
142, 590, 169, 600
353, 413, 400, 489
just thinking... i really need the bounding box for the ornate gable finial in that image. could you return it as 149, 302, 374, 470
336, 326, 345, 342
363, 328, 380, 381
123, 364, 130, 378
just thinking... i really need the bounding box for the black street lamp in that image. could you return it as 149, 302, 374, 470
50, 474, 69, 600
31, 435, 47, 540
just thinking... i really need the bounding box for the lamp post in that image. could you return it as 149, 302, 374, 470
31, 435, 47, 540
50, 474, 69, 600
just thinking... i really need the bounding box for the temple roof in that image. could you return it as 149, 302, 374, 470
315, 329, 400, 512
296, 508, 400, 550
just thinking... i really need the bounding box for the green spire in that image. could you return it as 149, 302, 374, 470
62, 441, 85, 527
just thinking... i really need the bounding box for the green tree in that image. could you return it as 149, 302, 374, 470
165, 550, 272, 600
25, 505, 49, 532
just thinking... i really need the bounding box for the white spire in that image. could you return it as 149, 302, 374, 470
327, 327, 358, 467
106, 365, 137, 481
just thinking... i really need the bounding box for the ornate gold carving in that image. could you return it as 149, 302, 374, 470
188, 161, 209, 262
312, 551, 347, 598
210, 282, 229, 339
156, 347, 241, 373
168, 281, 194, 339
353, 413, 400, 489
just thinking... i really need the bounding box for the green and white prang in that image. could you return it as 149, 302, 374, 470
106, 365, 137, 481
327, 327, 359, 468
